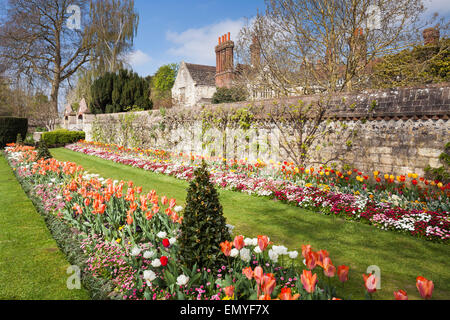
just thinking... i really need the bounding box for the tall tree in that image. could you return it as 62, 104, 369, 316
234, 0, 447, 166
0, 0, 140, 115
236, 0, 446, 95
89, 0, 139, 73
0, 0, 94, 114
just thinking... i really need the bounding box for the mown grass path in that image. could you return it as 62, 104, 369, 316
0, 155, 90, 300
51, 148, 450, 300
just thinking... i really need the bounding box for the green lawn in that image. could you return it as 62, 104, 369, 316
0, 155, 90, 300
51, 148, 450, 300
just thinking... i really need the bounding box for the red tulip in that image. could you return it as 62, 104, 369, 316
416, 276, 434, 299
337, 265, 349, 283
161, 196, 168, 205
162, 238, 170, 248
160, 256, 168, 266
363, 273, 377, 294
393, 290, 408, 300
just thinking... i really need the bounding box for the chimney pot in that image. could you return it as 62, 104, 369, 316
228, 32, 230, 41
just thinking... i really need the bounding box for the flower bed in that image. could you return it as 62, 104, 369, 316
65, 141, 450, 242
3, 143, 437, 300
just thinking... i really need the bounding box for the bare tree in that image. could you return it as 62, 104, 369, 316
234, 0, 444, 166
236, 0, 441, 95
0, 0, 95, 115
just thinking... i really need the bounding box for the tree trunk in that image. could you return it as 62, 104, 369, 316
50, 78, 60, 114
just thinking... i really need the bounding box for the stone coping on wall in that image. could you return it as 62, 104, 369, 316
85, 83, 450, 123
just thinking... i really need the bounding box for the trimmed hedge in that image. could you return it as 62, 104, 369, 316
0, 117, 28, 149
41, 129, 85, 147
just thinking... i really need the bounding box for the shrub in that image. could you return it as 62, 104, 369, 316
36, 139, 52, 160
0, 116, 28, 149
178, 161, 231, 271
212, 87, 248, 104
41, 129, 85, 147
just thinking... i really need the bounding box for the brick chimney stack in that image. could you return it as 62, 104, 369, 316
250, 35, 261, 67
423, 27, 440, 46
215, 32, 234, 88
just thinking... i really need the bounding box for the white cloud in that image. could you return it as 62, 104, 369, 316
126, 49, 152, 67
166, 18, 247, 65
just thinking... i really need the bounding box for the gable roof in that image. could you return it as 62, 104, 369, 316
185, 62, 216, 87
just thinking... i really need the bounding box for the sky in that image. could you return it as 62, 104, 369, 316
0, 0, 449, 79
127, 0, 265, 76
127, 0, 450, 77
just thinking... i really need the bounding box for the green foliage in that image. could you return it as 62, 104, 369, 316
41, 129, 85, 147
372, 38, 450, 88
152, 64, 178, 98
0, 116, 28, 149
424, 142, 450, 184
36, 139, 52, 160
16, 133, 23, 145
90, 69, 152, 114
178, 161, 231, 270
212, 87, 248, 104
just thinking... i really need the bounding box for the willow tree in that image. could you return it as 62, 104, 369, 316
89, 0, 139, 73
235, 0, 445, 166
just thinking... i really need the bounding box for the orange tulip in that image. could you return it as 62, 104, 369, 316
126, 214, 133, 225
416, 276, 434, 299
257, 235, 269, 251
337, 265, 349, 283
224, 285, 234, 298
305, 251, 318, 270
233, 235, 245, 250
393, 290, 408, 300
145, 211, 153, 220
169, 198, 176, 209
161, 196, 168, 205
278, 287, 300, 300
220, 241, 232, 257
322, 257, 336, 278
316, 249, 329, 268
261, 273, 276, 296
253, 266, 264, 286
242, 267, 253, 280
301, 269, 317, 293
301, 244, 312, 258
363, 274, 377, 294
258, 294, 272, 300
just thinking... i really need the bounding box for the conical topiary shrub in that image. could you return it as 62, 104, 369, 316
36, 139, 52, 160
178, 161, 231, 270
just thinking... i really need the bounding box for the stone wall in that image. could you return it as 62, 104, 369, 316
63, 83, 450, 176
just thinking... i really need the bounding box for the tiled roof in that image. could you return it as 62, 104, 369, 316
185, 63, 216, 87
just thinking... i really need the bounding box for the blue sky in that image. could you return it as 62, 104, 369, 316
127, 0, 265, 76
127, 0, 450, 77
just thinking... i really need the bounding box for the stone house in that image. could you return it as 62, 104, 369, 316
171, 61, 217, 107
